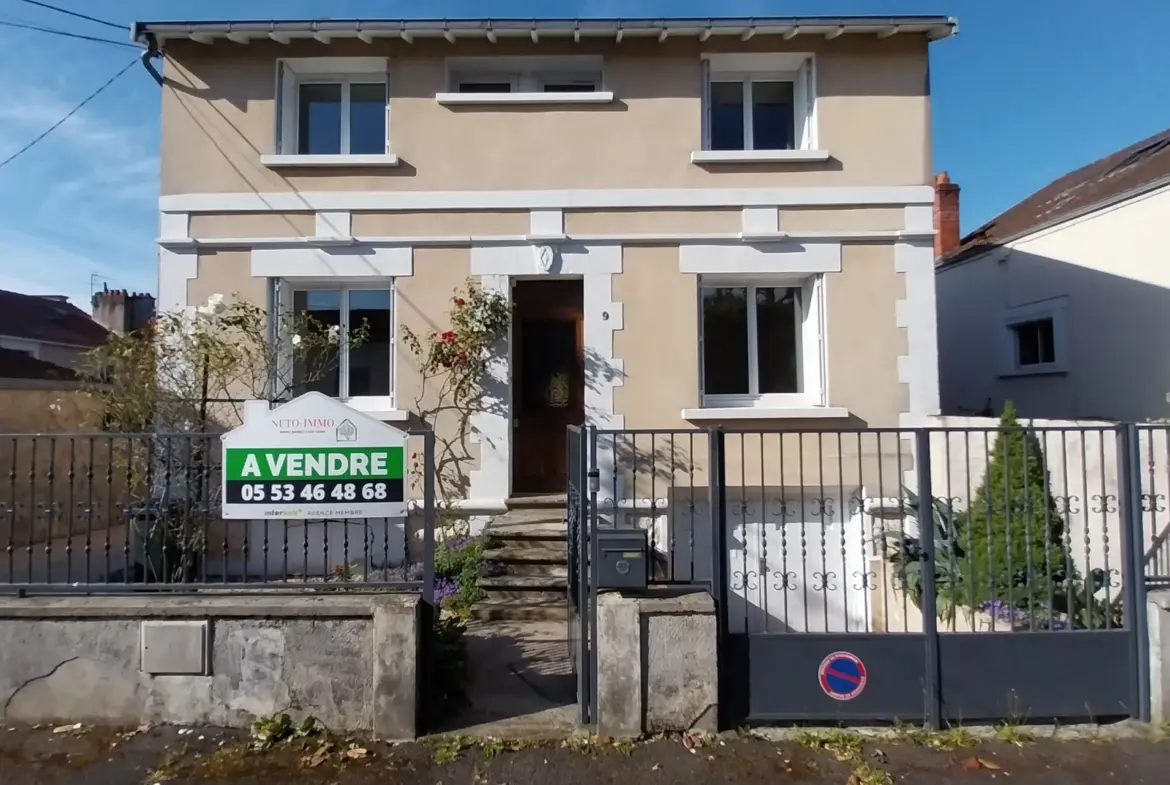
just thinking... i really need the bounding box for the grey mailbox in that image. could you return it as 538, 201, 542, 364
596, 528, 648, 590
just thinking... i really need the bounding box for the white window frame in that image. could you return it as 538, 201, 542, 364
282, 280, 397, 411
438, 55, 612, 105
271, 57, 394, 164
999, 296, 1069, 377
698, 274, 825, 409
701, 53, 816, 153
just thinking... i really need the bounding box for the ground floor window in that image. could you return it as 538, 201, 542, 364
290, 285, 393, 401
699, 276, 821, 407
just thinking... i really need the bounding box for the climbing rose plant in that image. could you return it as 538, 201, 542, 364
400, 280, 511, 509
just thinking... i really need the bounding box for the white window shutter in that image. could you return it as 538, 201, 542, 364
700, 59, 711, 151
274, 62, 286, 154
697, 280, 706, 400
795, 58, 816, 150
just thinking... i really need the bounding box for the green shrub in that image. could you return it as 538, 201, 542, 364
958, 402, 1070, 610
434, 535, 490, 618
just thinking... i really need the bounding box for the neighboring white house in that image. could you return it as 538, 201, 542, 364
935, 128, 1170, 422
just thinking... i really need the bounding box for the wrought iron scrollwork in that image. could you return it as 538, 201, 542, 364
731, 570, 759, 591
1091, 494, 1118, 514
812, 571, 838, 592
1143, 493, 1167, 513
852, 570, 876, 591
810, 497, 836, 519
1052, 495, 1081, 515
772, 570, 798, 591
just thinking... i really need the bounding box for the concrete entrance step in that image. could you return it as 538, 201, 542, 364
468, 599, 569, 622
506, 494, 568, 510
483, 546, 566, 565
489, 520, 567, 541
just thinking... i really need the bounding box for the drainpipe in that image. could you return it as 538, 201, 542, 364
140, 33, 163, 86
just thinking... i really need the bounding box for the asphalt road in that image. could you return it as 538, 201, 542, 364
2, 723, 1168, 784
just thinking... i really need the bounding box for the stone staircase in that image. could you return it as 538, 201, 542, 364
472, 495, 569, 622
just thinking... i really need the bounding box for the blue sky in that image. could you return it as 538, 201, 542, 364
1, 0, 1169, 308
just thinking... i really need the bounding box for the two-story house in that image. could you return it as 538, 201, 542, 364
135, 16, 954, 547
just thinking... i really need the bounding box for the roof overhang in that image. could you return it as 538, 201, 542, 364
132, 16, 958, 48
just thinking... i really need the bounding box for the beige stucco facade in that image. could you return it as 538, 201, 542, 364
154, 25, 943, 511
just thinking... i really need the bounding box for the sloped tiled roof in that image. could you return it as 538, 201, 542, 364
0, 347, 80, 381
0, 290, 109, 347
940, 127, 1170, 266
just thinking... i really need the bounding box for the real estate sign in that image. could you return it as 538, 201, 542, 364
220, 392, 407, 519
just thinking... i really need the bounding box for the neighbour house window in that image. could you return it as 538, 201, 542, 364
702, 56, 815, 152
291, 286, 393, 401
276, 58, 389, 157
1013, 318, 1055, 367
1001, 297, 1067, 375
700, 281, 814, 405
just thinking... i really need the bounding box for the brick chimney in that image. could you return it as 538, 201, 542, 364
91, 285, 156, 334
933, 171, 961, 259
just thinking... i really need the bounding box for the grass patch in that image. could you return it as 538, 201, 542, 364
995, 721, 1035, 747
796, 728, 865, 762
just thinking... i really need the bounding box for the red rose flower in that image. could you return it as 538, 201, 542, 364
452, 297, 466, 306
440, 330, 456, 343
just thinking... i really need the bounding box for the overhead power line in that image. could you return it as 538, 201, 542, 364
0, 58, 138, 173
0, 19, 140, 48
15, 0, 125, 31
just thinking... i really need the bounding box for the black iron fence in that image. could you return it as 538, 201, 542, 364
0, 431, 436, 594
585, 423, 1163, 634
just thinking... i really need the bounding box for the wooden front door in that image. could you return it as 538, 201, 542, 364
512, 280, 584, 494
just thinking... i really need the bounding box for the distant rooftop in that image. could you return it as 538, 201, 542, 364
133, 16, 958, 47
940, 126, 1170, 267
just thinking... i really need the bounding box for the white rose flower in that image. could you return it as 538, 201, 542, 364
327, 324, 341, 344
291, 334, 302, 347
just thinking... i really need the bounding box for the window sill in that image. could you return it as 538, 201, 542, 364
340, 399, 411, 422
998, 364, 1068, 378
261, 154, 400, 168
435, 91, 615, 106
690, 149, 831, 164
682, 406, 851, 422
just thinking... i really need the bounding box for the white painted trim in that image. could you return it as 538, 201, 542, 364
894, 234, 941, 422
691, 149, 830, 164
261, 154, 400, 167
998, 296, 1069, 377
251, 246, 413, 278
436, 91, 614, 105
529, 209, 564, 238
159, 211, 189, 240
160, 185, 935, 214
280, 56, 388, 75
157, 248, 199, 314
702, 51, 812, 73
903, 204, 933, 233
682, 406, 850, 421
741, 207, 779, 236
679, 241, 841, 274
469, 243, 624, 504
316, 211, 352, 238
162, 229, 932, 250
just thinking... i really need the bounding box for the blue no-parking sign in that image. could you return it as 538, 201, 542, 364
817, 651, 868, 701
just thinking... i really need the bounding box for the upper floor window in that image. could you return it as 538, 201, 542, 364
439, 56, 611, 105
273, 57, 393, 162
701, 53, 816, 153
296, 80, 386, 155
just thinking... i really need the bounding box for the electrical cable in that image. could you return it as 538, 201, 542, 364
0, 19, 140, 48
0, 58, 138, 173
15, 0, 125, 31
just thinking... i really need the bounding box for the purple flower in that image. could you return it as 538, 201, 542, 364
434, 577, 459, 602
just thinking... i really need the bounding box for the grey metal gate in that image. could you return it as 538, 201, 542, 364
714, 425, 1150, 727
566, 425, 598, 726
583, 423, 1151, 729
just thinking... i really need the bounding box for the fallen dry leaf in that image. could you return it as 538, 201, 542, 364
651, 763, 661, 771
681, 732, 699, 753
978, 758, 1002, 770
960, 755, 1004, 772
345, 745, 369, 759
52, 723, 81, 734
303, 744, 331, 768
962, 756, 982, 772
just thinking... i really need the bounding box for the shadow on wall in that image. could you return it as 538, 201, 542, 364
936, 246, 1170, 422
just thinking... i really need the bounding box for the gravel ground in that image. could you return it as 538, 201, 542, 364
3, 722, 1170, 784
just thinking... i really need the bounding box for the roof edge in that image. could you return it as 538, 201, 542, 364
937, 171, 1170, 272
133, 16, 958, 45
